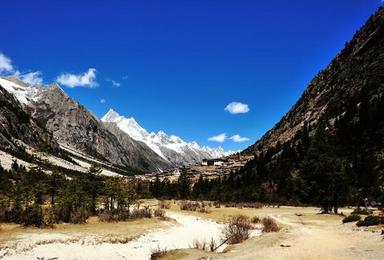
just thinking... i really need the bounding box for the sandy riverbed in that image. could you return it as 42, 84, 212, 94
0, 211, 260, 260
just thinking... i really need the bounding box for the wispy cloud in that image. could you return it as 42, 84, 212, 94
224, 102, 250, 114
56, 68, 98, 88
17, 71, 43, 85
230, 134, 250, 143
112, 80, 120, 87
0, 53, 13, 73
105, 78, 121, 87
208, 133, 227, 143
100, 98, 106, 104
0, 53, 44, 85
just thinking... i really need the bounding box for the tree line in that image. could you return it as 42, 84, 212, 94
0, 162, 137, 227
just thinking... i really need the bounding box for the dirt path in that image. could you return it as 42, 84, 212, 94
233, 214, 384, 260
162, 207, 384, 260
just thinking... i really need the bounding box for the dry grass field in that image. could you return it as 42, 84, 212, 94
0, 215, 173, 255
1, 200, 383, 259
157, 201, 384, 260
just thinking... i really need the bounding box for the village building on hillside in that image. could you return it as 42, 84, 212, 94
201, 158, 228, 166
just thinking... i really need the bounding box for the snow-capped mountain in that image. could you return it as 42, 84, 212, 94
102, 109, 229, 166
0, 77, 172, 172
0, 77, 43, 106
0, 76, 232, 171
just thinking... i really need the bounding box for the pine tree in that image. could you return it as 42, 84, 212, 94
178, 167, 190, 199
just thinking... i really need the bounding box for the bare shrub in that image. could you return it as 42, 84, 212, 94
130, 207, 152, 219
222, 215, 253, 244
198, 207, 211, 214
159, 200, 171, 209
209, 238, 216, 252
151, 246, 168, 259
154, 208, 166, 218
101, 235, 134, 244
223, 202, 263, 209
192, 239, 208, 251
99, 211, 119, 222
180, 201, 211, 213
213, 201, 221, 208
251, 216, 260, 224
261, 217, 280, 232
180, 201, 199, 211
191, 238, 217, 252
243, 202, 263, 209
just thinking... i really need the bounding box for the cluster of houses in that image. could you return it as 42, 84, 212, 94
201, 158, 228, 166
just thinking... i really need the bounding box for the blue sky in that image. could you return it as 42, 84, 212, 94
0, 0, 382, 151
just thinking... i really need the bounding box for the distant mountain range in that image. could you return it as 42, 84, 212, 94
0, 77, 230, 174
102, 109, 230, 166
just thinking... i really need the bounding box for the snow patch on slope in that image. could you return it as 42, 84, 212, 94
0, 77, 42, 106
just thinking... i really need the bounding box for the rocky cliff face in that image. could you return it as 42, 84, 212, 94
244, 7, 384, 155
0, 84, 56, 151
0, 76, 174, 172
29, 84, 172, 172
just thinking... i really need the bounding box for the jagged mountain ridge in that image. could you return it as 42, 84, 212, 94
102, 109, 228, 166
244, 7, 384, 155
103, 122, 171, 171
0, 77, 172, 172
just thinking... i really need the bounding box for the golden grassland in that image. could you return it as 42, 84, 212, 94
1, 199, 383, 260
0, 215, 172, 246
150, 200, 384, 260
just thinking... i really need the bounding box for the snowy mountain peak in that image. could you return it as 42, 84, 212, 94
102, 109, 122, 122
157, 130, 168, 138
101, 109, 230, 165
170, 135, 185, 144
188, 141, 200, 150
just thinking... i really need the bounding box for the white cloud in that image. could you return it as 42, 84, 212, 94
100, 98, 106, 104
224, 102, 250, 114
105, 78, 121, 87
17, 71, 43, 85
0, 52, 43, 85
208, 133, 227, 143
111, 80, 121, 87
56, 68, 98, 88
0, 53, 14, 73
230, 134, 250, 143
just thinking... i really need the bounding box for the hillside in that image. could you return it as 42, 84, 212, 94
0, 77, 172, 173
195, 7, 384, 210
244, 6, 384, 155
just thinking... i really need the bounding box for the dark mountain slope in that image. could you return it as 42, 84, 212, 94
244, 7, 384, 155
30, 84, 172, 172
194, 7, 384, 211
0, 84, 63, 161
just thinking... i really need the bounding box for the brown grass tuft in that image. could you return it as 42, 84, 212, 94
222, 215, 253, 244
261, 217, 280, 232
